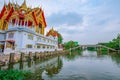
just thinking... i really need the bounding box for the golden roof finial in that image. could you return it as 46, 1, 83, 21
51, 27, 54, 33
51, 27, 54, 30
20, 0, 27, 11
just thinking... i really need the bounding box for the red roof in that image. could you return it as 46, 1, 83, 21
7, 40, 15, 43
5, 6, 14, 21
46, 29, 59, 37
0, 1, 47, 29
0, 40, 15, 43
42, 11, 47, 28
0, 4, 7, 19
32, 12, 38, 26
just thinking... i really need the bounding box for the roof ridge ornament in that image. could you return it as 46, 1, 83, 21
20, 0, 27, 11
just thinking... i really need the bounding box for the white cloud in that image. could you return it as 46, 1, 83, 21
102, 19, 120, 32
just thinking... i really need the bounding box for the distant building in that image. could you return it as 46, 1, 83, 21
0, 0, 61, 54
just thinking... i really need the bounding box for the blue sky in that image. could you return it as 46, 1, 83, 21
0, 0, 120, 44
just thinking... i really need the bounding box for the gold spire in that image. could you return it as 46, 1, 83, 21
51, 27, 54, 30
51, 27, 54, 33
20, 0, 27, 11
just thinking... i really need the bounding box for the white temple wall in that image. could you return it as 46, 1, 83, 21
22, 32, 36, 49
0, 33, 5, 41
2, 28, 59, 54
14, 31, 23, 49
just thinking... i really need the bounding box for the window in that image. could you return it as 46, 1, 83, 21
26, 44, 32, 48
43, 45, 45, 49
50, 46, 52, 49
28, 34, 33, 40
37, 37, 41, 41
43, 39, 45, 42
37, 45, 41, 48
8, 32, 14, 38
47, 46, 49, 49
48, 40, 49, 43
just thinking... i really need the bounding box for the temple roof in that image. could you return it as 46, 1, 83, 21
0, 4, 7, 19
20, 0, 27, 11
0, 0, 47, 28
46, 28, 59, 37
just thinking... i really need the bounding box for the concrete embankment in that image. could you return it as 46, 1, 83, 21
0, 50, 70, 66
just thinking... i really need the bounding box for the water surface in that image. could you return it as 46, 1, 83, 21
1, 50, 120, 80
43, 50, 120, 80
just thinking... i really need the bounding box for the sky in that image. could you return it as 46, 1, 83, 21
0, 0, 120, 44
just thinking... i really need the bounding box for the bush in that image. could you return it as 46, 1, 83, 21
0, 69, 32, 80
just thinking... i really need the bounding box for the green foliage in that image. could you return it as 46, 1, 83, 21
87, 47, 96, 51
99, 34, 120, 50
0, 69, 32, 80
101, 48, 108, 51
63, 41, 79, 50
58, 33, 63, 44
64, 49, 82, 61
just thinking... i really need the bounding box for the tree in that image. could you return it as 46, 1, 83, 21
58, 33, 63, 44
99, 34, 120, 50
63, 41, 79, 50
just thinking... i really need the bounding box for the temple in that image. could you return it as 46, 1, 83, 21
46, 28, 59, 37
0, 0, 61, 54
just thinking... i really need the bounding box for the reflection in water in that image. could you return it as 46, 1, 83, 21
20, 62, 23, 70
7, 56, 63, 80
8, 63, 14, 70
61, 50, 120, 80
110, 53, 120, 66
1, 50, 120, 80
45, 56, 63, 77
64, 49, 82, 61
28, 60, 34, 68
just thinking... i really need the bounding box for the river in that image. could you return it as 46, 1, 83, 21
1, 50, 120, 80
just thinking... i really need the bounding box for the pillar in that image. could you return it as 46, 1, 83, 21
9, 53, 15, 63
20, 52, 25, 62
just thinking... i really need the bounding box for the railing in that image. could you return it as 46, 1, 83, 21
35, 41, 57, 46
69, 44, 119, 53
98, 45, 118, 52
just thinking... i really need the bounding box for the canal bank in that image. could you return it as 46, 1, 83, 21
0, 50, 69, 66
0, 50, 120, 80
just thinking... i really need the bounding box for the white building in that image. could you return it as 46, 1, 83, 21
0, 26, 58, 54
0, 0, 61, 54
